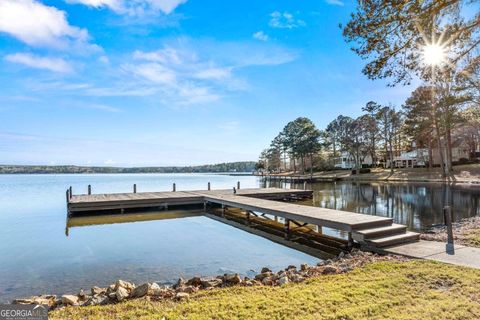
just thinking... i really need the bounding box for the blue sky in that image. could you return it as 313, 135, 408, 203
0, 0, 415, 166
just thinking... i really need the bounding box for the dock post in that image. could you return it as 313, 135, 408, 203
208, 182, 211, 191
221, 204, 225, 217
203, 201, 207, 212
69, 186, 72, 199
303, 181, 307, 190
246, 211, 251, 226
88, 185, 91, 195
133, 184, 137, 193
237, 181, 240, 190
284, 218, 290, 240
347, 232, 353, 249
233, 187, 236, 194
173, 183, 176, 192
444, 206, 454, 247
66, 189, 70, 204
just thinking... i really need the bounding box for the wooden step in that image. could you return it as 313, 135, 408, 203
366, 231, 420, 248
352, 224, 407, 242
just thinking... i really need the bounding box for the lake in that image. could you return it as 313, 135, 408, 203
0, 174, 317, 302
2, 174, 480, 302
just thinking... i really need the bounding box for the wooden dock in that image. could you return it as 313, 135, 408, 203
66, 186, 419, 251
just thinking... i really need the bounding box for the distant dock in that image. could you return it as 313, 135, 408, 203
66, 185, 419, 255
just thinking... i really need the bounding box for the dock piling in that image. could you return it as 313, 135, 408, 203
173, 183, 176, 192
69, 186, 72, 199
66, 189, 70, 203
303, 181, 307, 190
133, 184, 137, 193
237, 181, 240, 190
88, 185, 91, 195
207, 182, 211, 190
284, 218, 290, 240
233, 187, 236, 194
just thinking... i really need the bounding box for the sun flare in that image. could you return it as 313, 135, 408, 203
422, 43, 446, 66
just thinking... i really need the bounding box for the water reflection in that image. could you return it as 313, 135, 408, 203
263, 180, 480, 231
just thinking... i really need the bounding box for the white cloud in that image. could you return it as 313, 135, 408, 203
325, 0, 344, 6
0, 0, 92, 49
84, 103, 122, 112
66, 0, 187, 15
253, 31, 269, 42
5, 53, 73, 73
269, 11, 306, 29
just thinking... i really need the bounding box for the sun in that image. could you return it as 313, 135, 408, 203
422, 43, 446, 66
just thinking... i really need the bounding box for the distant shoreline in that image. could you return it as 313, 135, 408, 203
0, 162, 256, 175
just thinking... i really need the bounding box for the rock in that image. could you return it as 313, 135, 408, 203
130, 283, 151, 298
254, 272, 272, 281
261, 267, 272, 273
224, 273, 242, 285
78, 289, 86, 301
116, 286, 129, 301
61, 295, 79, 306
106, 284, 115, 294
186, 277, 202, 287
338, 252, 345, 259
316, 261, 326, 267
291, 274, 305, 283
175, 292, 190, 301
300, 264, 309, 271
344, 253, 353, 259
107, 292, 117, 299
149, 283, 161, 292
201, 278, 222, 288
115, 280, 135, 292
262, 277, 274, 286
278, 276, 289, 286
84, 294, 109, 306
174, 278, 186, 289
323, 266, 339, 275
13, 295, 56, 306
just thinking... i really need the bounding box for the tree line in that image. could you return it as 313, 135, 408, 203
0, 162, 257, 174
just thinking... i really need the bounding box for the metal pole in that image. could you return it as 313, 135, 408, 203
444, 206, 454, 245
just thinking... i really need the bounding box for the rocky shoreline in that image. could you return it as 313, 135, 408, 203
12, 249, 408, 310
421, 216, 480, 247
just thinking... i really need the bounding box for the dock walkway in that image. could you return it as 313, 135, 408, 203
67, 187, 419, 250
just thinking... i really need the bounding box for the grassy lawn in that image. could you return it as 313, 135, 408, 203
51, 260, 480, 320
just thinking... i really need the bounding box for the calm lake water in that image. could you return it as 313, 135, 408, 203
0, 174, 317, 302
2, 174, 480, 302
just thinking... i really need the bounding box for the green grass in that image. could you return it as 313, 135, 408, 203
51, 260, 480, 320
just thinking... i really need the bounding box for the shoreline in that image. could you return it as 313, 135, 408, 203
11, 249, 405, 310
257, 164, 480, 185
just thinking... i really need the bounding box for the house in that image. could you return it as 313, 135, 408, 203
334, 152, 373, 169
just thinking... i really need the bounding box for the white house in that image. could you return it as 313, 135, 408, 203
334, 152, 373, 169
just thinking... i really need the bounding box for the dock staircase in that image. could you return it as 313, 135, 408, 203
352, 222, 420, 248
